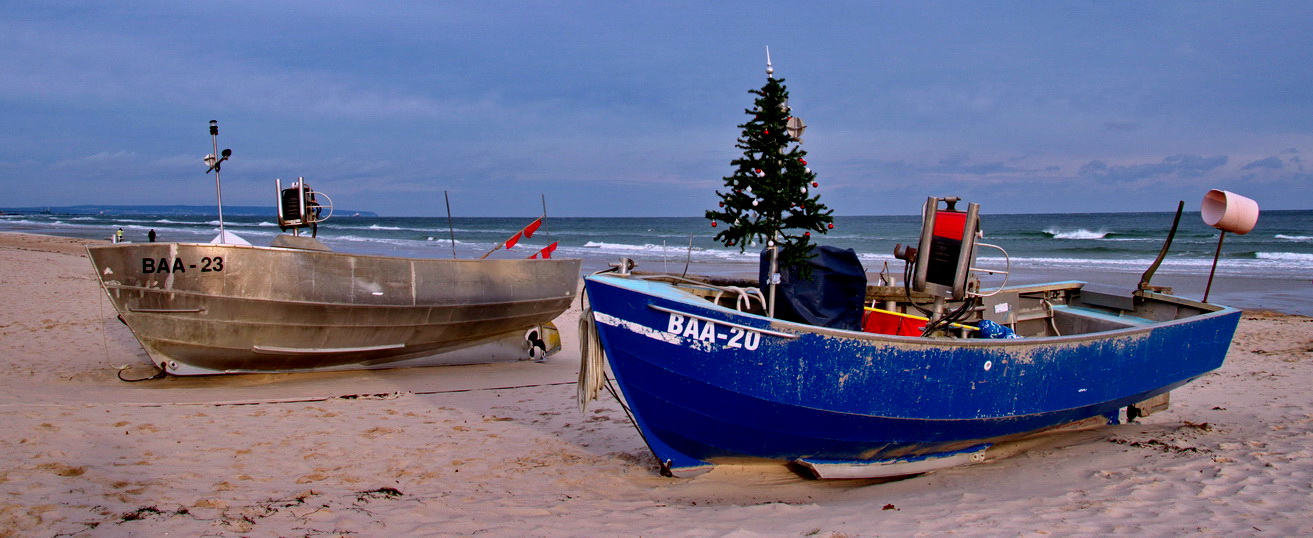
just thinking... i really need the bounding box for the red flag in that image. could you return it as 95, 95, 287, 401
530, 241, 558, 259
504, 231, 522, 249
523, 218, 542, 238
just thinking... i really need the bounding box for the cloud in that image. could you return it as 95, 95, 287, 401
4, 3, 1313, 216
1077, 154, 1228, 183
930, 154, 1036, 176
1241, 156, 1284, 170
0, 18, 485, 123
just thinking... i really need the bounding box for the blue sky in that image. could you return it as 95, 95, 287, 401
2, 2, 1310, 217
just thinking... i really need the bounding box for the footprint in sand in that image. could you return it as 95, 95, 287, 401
36, 462, 85, 477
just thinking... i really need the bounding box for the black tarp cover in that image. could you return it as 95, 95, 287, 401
759, 245, 867, 331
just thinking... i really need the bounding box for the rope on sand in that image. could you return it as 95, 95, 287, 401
116, 365, 167, 382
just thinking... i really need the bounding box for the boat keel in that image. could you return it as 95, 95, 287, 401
796, 444, 991, 479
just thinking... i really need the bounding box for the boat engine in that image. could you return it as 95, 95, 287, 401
894, 196, 1010, 336
276, 177, 333, 237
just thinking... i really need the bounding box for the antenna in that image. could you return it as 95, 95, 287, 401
206, 120, 232, 243
540, 193, 550, 238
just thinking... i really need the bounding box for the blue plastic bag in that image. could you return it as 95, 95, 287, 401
977, 319, 1022, 339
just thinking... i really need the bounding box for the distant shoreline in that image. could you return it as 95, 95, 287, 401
0, 204, 379, 217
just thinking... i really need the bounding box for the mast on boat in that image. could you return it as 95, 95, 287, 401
205, 120, 232, 243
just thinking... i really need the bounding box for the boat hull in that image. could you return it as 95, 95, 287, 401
88, 242, 580, 375
583, 274, 1240, 478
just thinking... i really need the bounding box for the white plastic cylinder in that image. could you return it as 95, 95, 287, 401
1201, 190, 1259, 235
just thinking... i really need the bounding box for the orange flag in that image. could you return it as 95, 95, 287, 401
523, 218, 542, 238
504, 231, 523, 249
485, 218, 544, 259
530, 241, 559, 259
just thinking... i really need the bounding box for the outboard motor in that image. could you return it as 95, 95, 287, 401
914, 196, 981, 300
276, 177, 332, 237
894, 196, 1010, 336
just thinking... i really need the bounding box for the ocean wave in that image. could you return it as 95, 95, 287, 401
325, 234, 430, 245
333, 223, 453, 234
117, 218, 181, 224
1256, 252, 1313, 262
983, 256, 1154, 267
982, 255, 1312, 276
580, 241, 756, 263
1275, 234, 1313, 242
582, 241, 696, 252
1045, 246, 1143, 255
1043, 227, 1109, 240
424, 237, 466, 244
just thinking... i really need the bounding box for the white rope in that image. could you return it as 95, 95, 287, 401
577, 302, 607, 413
98, 284, 132, 371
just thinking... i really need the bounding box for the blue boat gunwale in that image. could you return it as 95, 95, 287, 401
589, 269, 1240, 413
586, 272, 1240, 348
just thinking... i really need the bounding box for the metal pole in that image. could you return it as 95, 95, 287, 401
767, 237, 778, 318
540, 194, 550, 237
1139, 201, 1184, 291
1203, 231, 1226, 303
210, 120, 226, 243
444, 190, 457, 258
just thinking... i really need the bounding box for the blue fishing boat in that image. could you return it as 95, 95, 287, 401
578, 61, 1246, 479
578, 197, 1242, 479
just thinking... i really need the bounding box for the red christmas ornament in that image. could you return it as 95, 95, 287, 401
764, 129, 770, 135
812, 181, 818, 188
828, 223, 834, 229
804, 232, 811, 238
799, 159, 807, 165
719, 201, 724, 207
711, 221, 718, 227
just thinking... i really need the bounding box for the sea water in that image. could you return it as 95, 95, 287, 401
3, 209, 1309, 314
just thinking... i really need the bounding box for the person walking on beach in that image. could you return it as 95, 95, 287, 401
115, 228, 124, 243
148, 229, 156, 242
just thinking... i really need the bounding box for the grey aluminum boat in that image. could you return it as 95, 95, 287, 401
87, 236, 580, 375
87, 128, 580, 375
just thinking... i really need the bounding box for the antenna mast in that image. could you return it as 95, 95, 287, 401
205, 120, 232, 243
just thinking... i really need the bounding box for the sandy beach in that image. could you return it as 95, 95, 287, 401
1, 231, 1311, 536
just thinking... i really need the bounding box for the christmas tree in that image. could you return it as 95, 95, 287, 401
705, 59, 834, 275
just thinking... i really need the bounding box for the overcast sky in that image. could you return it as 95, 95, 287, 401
2, 2, 1310, 217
